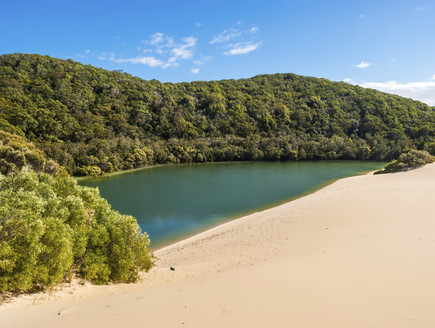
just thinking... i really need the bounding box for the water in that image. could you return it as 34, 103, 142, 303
79, 161, 385, 248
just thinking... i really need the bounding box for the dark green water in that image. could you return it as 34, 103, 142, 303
79, 161, 384, 248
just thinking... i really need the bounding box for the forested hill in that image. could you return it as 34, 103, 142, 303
1, 53, 434, 176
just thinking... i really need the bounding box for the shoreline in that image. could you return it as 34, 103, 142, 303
74, 159, 385, 181
79, 160, 386, 250
2, 164, 435, 327
151, 167, 378, 251
74, 160, 255, 182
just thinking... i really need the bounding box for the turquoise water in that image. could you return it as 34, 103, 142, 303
79, 161, 384, 248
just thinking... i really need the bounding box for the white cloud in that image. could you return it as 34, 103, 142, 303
193, 56, 213, 66
430, 74, 435, 81
191, 68, 200, 74
360, 14, 366, 19
145, 33, 174, 55
223, 42, 260, 55
112, 56, 169, 68
195, 22, 202, 27
76, 49, 91, 58
415, 6, 426, 12
211, 24, 261, 57
171, 37, 196, 60
359, 80, 435, 106
210, 28, 242, 44
97, 52, 116, 61
99, 34, 197, 69
342, 78, 354, 83
354, 61, 372, 69
149, 32, 165, 45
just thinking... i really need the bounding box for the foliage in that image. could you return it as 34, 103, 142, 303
0, 53, 434, 176
0, 130, 66, 175
375, 150, 435, 174
0, 169, 153, 294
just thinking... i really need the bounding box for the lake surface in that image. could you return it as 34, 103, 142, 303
80, 161, 385, 248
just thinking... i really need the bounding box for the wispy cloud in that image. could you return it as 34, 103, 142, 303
145, 32, 175, 55
99, 33, 196, 69
193, 56, 213, 66
342, 78, 354, 83
210, 28, 242, 44
223, 42, 260, 56
97, 52, 116, 61
359, 80, 435, 106
76, 49, 91, 58
430, 74, 435, 81
115, 56, 168, 68
415, 6, 426, 12
191, 68, 199, 74
359, 14, 367, 19
149, 32, 165, 45
211, 24, 261, 56
354, 61, 372, 69
170, 36, 196, 62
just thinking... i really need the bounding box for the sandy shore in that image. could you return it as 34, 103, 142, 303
2, 164, 435, 327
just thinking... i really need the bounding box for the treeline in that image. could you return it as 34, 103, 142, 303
0, 53, 434, 176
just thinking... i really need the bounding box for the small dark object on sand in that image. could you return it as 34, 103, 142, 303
58, 308, 68, 315
170, 267, 175, 271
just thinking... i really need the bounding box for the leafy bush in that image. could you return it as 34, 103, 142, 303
0, 130, 65, 176
375, 150, 435, 174
0, 169, 153, 294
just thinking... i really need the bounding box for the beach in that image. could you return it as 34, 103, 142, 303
2, 163, 435, 327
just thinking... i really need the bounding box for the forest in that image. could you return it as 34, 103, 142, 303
1, 53, 434, 176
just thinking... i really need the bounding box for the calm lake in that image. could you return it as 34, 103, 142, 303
79, 161, 385, 248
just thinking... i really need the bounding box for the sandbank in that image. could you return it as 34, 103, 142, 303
2, 164, 435, 327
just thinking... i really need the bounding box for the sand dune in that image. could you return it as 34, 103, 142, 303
2, 164, 435, 327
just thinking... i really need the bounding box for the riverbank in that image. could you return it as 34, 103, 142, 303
2, 164, 435, 327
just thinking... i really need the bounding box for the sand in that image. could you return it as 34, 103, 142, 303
2, 164, 435, 327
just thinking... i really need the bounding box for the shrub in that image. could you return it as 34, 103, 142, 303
0, 169, 153, 294
375, 150, 435, 174
0, 131, 65, 176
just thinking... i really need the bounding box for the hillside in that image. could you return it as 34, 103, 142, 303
1, 53, 434, 176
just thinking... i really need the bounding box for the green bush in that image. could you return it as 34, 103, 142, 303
375, 150, 435, 174
0, 169, 153, 294
0, 130, 65, 176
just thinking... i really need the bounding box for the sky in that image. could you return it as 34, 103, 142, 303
1, 0, 435, 105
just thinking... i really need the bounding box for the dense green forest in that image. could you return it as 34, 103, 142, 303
1, 53, 434, 176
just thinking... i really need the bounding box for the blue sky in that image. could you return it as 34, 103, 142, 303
1, 0, 435, 105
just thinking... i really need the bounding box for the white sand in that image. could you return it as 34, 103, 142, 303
2, 164, 435, 327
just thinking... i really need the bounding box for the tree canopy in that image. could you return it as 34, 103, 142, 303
0, 53, 434, 176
